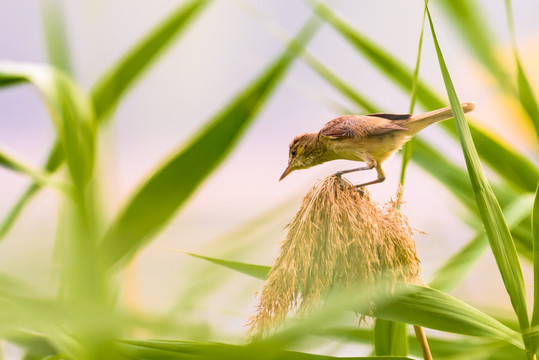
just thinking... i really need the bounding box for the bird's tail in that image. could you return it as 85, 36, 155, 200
410, 102, 476, 124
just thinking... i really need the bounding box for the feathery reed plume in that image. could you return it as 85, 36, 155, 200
248, 176, 421, 338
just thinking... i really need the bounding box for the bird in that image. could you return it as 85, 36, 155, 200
279, 102, 476, 187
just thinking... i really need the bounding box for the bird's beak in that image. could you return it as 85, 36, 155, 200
279, 162, 294, 181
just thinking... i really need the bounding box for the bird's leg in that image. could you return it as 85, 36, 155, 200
333, 165, 373, 190
355, 164, 386, 190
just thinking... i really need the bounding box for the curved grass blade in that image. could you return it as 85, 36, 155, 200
430, 193, 534, 292
504, 0, 539, 142
91, 0, 213, 121
99, 16, 322, 269
120, 339, 413, 360
307, 0, 539, 192
425, 5, 531, 350
372, 285, 523, 349
0, 62, 95, 191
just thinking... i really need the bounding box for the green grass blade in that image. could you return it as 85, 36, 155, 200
184, 252, 270, 280
99, 17, 321, 269
0, 62, 95, 191
40, 0, 72, 75
426, 4, 530, 345
373, 319, 408, 356
430, 193, 534, 292
504, 0, 539, 142
120, 339, 414, 360
399, 2, 427, 187
91, 0, 213, 121
373, 285, 523, 349
308, 0, 539, 192
532, 183, 539, 353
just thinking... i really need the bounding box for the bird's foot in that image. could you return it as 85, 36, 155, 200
354, 185, 365, 196
333, 172, 345, 190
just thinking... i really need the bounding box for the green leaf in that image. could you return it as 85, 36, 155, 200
0, 62, 95, 191
425, 4, 530, 346
184, 252, 270, 281
430, 193, 535, 292
373, 285, 523, 349
119, 339, 414, 360
532, 182, 539, 352
99, 16, 321, 268
40, 0, 73, 75
308, 0, 539, 193
373, 319, 408, 356
91, 0, 213, 121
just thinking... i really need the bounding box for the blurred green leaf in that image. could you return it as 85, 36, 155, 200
532, 183, 539, 353
426, 5, 531, 349
40, 0, 72, 75
99, 16, 322, 268
373, 319, 408, 356
307, 0, 539, 193
91, 0, 213, 121
430, 193, 534, 292
120, 339, 413, 360
184, 252, 270, 280
0, 62, 95, 191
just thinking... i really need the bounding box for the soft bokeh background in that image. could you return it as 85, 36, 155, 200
1, 0, 539, 356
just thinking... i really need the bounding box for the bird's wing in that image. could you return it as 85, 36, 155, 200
319, 115, 409, 139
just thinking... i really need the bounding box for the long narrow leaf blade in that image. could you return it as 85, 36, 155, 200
91, 0, 213, 120
184, 252, 270, 280
531, 182, 539, 353
100, 17, 321, 268
425, 5, 530, 342
120, 339, 413, 360
373, 285, 523, 349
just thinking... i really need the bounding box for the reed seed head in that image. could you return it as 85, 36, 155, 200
248, 176, 422, 338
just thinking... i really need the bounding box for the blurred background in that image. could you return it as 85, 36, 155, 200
1, 0, 539, 358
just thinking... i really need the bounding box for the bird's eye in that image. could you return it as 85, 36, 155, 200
291, 149, 297, 157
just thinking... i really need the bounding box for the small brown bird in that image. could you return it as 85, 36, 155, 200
280, 102, 476, 187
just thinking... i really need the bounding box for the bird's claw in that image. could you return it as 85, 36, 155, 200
354, 185, 365, 196
333, 172, 345, 190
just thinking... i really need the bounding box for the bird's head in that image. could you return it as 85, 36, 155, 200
279, 133, 320, 181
